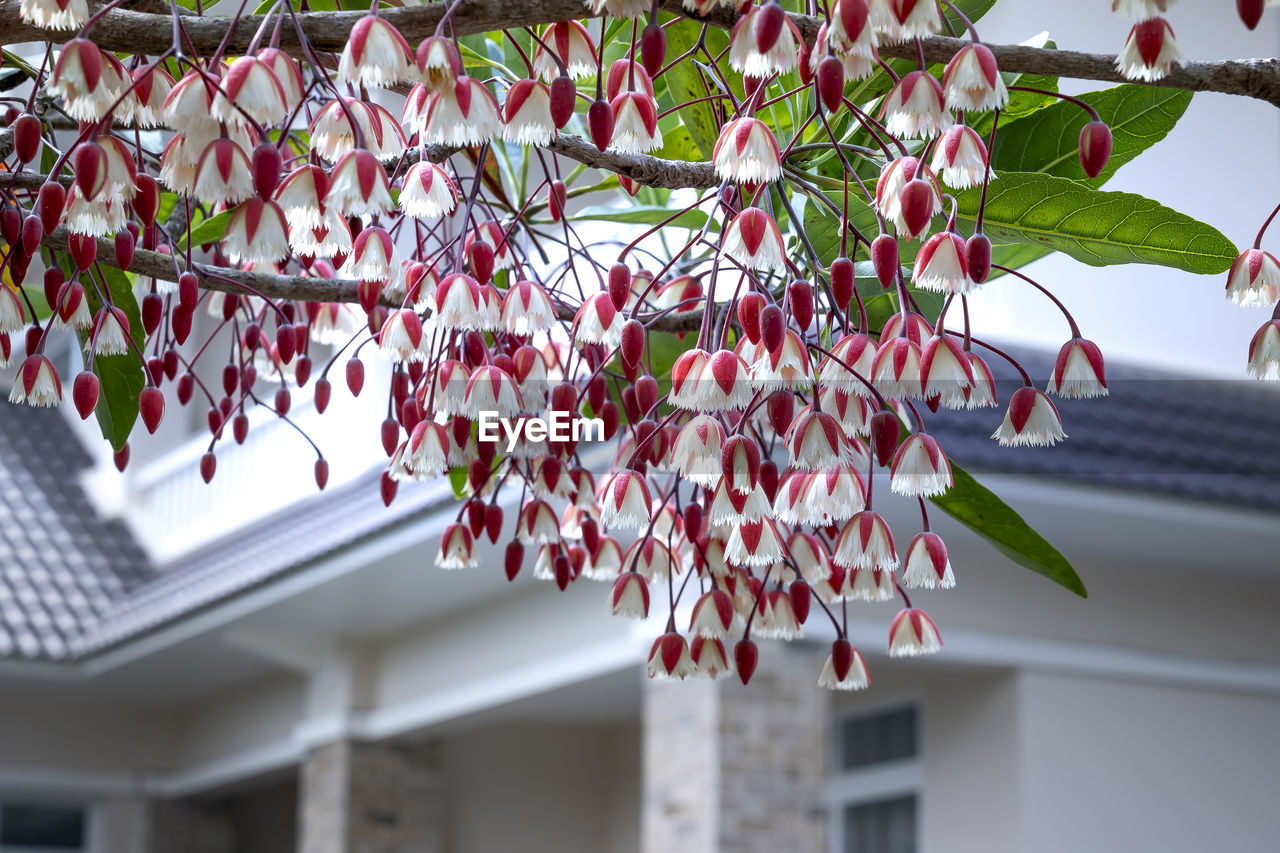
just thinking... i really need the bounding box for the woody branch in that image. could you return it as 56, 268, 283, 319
2, 0, 1280, 105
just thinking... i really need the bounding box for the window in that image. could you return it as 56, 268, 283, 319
0, 804, 86, 852
828, 704, 922, 853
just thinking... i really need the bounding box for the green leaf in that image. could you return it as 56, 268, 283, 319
991, 85, 1192, 186
954, 172, 1236, 274
181, 210, 232, 249
80, 265, 145, 452
930, 463, 1087, 597
574, 204, 709, 230
659, 14, 732, 160
449, 466, 468, 500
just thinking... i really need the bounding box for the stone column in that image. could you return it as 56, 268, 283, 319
297, 740, 442, 853
642, 642, 828, 853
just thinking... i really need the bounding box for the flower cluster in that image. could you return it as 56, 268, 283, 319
0, 0, 1258, 692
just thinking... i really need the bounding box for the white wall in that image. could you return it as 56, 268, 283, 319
439, 720, 639, 853
1017, 671, 1280, 853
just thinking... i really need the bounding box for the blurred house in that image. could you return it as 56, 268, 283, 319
1, 355, 1279, 853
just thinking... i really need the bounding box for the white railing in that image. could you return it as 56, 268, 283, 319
130, 366, 391, 564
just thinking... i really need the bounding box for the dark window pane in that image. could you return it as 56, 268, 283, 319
841, 706, 918, 770
1, 805, 86, 849
844, 795, 917, 853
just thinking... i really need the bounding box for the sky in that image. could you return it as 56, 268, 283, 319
964, 2, 1280, 377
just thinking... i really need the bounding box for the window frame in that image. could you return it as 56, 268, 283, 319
0, 801, 89, 853
826, 697, 924, 853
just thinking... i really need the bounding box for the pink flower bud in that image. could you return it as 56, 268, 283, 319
869, 410, 900, 467
1239, 0, 1264, 29
817, 56, 845, 113
346, 357, 365, 396
760, 304, 785, 353
640, 23, 666, 78
37, 182, 65, 234
315, 459, 330, 490
114, 230, 134, 270
966, 232, 992, 283
737, 291, 765, 343
200, 452, 216, 484
830, 256, 855, 310
871, 233, 899, 288
734, 639, 759, 685
14, 114, 41, 164
788, 279, 813, 330
549, 75, 576, 128
754, 1, 786, 54
252, 143, 283, 198
899, 179, 936, 240
588, 99, 614, 152
72, 371, 99, 419
68, 232, 96, 272
1078, 120, 1113, 179
73, 141, 106, 202
139, 386, 165, 434
21, 215, 42, 257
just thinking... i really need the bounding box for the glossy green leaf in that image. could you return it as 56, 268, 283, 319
954, 172, 1236, 274
181, 210, 232, 249
80, 265, 145, 452
992, 85, 1192, 186
659, 14, 732, 160
931, 463, 1087, 597
574, 204, 708, 230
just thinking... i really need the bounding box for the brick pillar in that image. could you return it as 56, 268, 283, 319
298, 741, 442, 853
642, 642, 828, 853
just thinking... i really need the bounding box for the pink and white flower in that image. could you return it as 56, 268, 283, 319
1225, 248, 1280, 306
325, 149, 394, 218
608, 572, 650, 618
818, 639, 870, 690
1116, 17, 1185, 82
729, 5, 802, 77
609, 91, 663, 154
502, 280, 557, 335
834, 510, 898, 571
340, 226, 397, 282
890, 432, 953, 497
722, 208, 788, 273
992, 387, 1067, 446
20, 0, 89, 29
399, 162, 458, 220
888, 607, 942, 656
871, 0, 941, 43
8, 355, 63, 407
378, 309, 426, 362
47, 40, 128, 122
225, 198, 290, 264
418, 77, 503, 147
1047, 338, 1108, 399
533, 21, 598, 80
90, 306, 130, 356
213, 55, 288, 126
436, 522, 476, 569
599, 469, 654, 530
882, 70, 952, 139
920, 333, 975, 404
902, 531, 954, 589
192, 138, 254, 206
573, 293, 623, 347
942, 43, 1008, 112
714, 117, 783, 184
1247, 319, 1280, 379
502, 79, 557, 146
871, 335, 924, 399
647, 633, 696, 680
913, 230, 973, 293
338, 15, 415, 88
930, 124, 993, 189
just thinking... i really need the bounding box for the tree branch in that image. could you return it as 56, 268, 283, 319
37, 225, 706, 332
4, 0, 1280, 107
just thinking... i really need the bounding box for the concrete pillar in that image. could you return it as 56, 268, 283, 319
642, 642, 828, 853
297, 740, 442, 853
